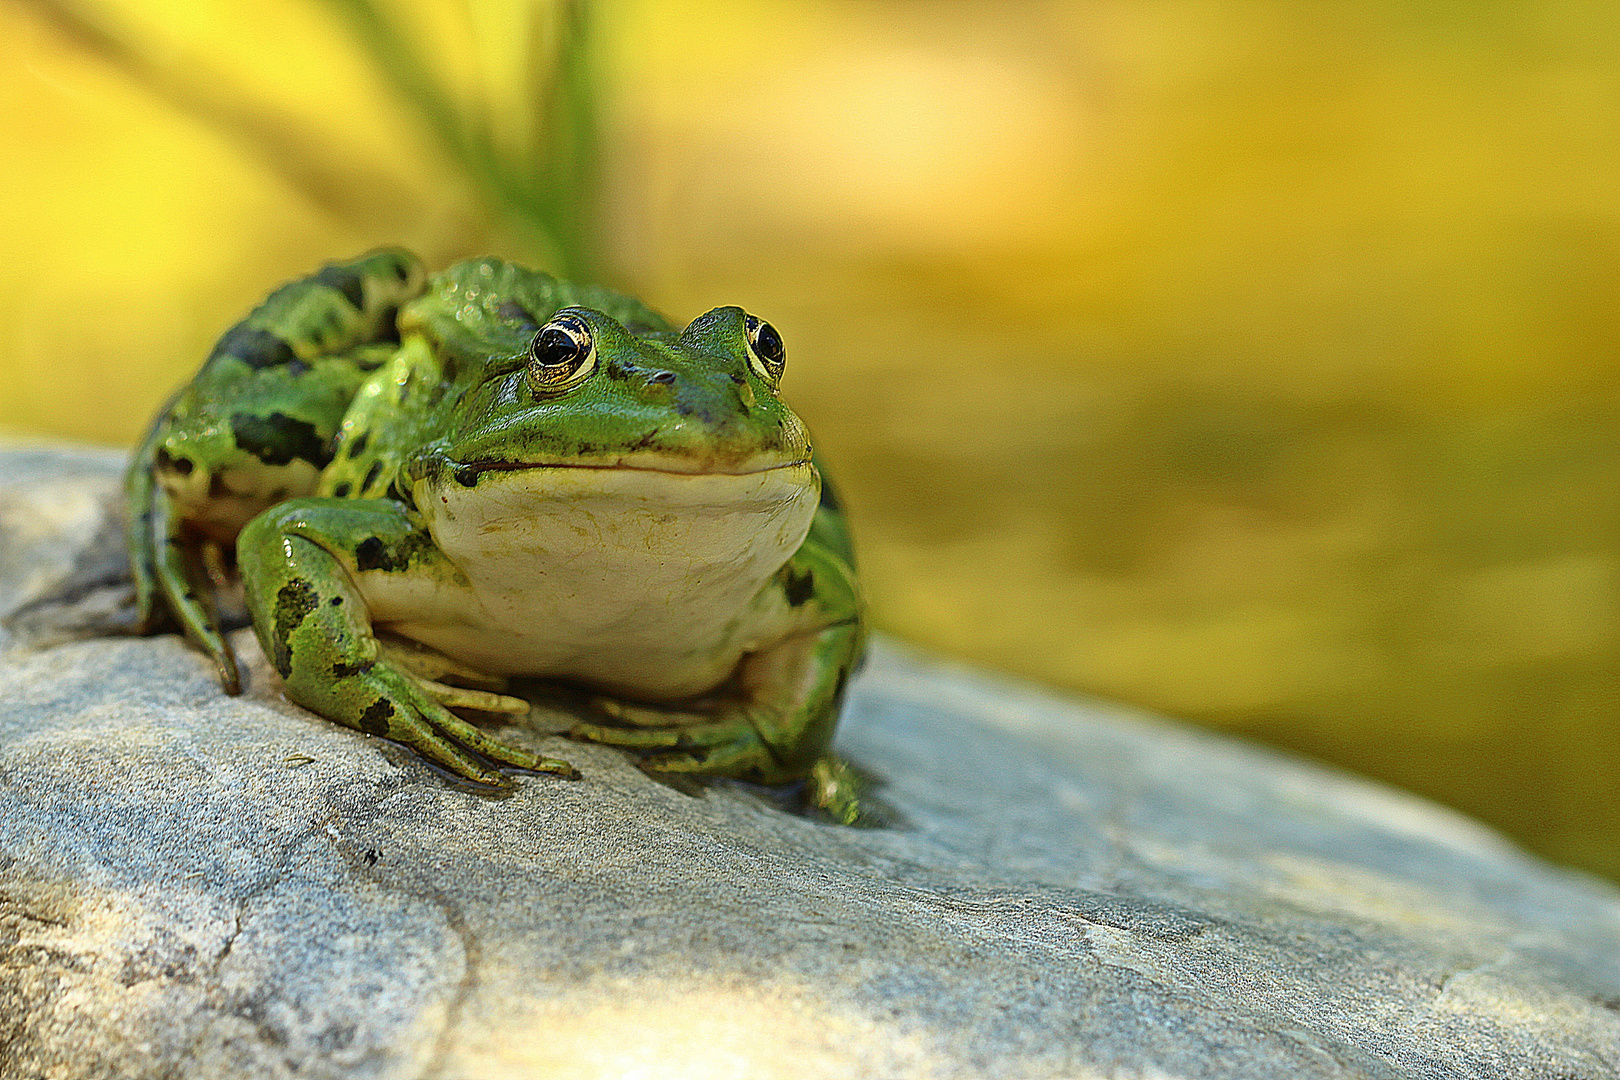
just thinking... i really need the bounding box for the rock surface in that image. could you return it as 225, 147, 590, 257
2, 443, 1618, 1080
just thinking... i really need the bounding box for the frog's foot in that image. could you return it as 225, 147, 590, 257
157, 533, 242, 694
125, 430, 243, 691
570, 703, 791, 784
572, 708, 867, 822
805, 755, 865, 826
325, 664, 580, 789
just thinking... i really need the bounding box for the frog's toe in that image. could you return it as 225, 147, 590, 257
417, 676, 530, 716
571, 715, 759, 754
806, 756, 864, 826
587, 696, 708, 729
573, 714, 788, 782
568, 719, 689, 748
418, 708, 581, 783
213, 647, 244, 696
638, 740, 783, 783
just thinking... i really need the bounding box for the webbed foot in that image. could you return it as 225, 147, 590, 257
570, 701, 788, 782
350, 664, 579, 788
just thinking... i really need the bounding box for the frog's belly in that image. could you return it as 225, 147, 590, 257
363, 464, 816, 699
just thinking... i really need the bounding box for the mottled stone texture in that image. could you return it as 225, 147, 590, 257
2, 444, 1618, 1080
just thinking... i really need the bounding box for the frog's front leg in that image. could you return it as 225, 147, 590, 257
237, 499, 578, 788
570, 543, 865, 792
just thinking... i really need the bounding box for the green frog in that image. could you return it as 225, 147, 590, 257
126, 250, 864, 814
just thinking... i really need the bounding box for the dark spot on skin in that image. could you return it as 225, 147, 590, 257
375, 305, 401, 345
211, 325, 297, 371
347, 431, 370, 458
454, 467, 479, 488
332, 482, 352, 498
331, 658, 374, 678
358, 698, 393, 736
329, 596, 343, 606
270, 578, 320, 677
496, 300, 538, 329
355, 537, 390, 571
363, 462, 383, 492
818, 476, 844, 514
155, 447, 194, 476
784, 568, 815, 607
231, 412, 332, 468
312, 264, 366, 309
670, 392, 719, 425
365, 849, 380, 866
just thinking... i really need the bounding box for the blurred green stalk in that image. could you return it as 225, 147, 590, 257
24, 0, 600, 276
319, 0, 600, 277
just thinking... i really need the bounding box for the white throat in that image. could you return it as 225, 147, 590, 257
405, 462, 818, 696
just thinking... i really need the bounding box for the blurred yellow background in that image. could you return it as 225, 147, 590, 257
2, 1, 1616, 879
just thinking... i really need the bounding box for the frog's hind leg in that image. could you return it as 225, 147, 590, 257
125, 411, 243, 692
569, 540, 868, 820
124, 402, 173, 633
150, 491, 243, 694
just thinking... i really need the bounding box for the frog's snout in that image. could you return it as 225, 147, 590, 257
621, 361, 755, 417
609, 358, 681, 396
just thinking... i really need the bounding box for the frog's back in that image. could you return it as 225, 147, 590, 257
394, 256, 671, 364
132, 249, 427, 541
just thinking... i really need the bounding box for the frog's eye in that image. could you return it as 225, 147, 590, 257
743, 314, 785, 385
527, 311, 595, 394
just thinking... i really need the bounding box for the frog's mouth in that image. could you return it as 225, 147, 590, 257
446, 452, 811, 487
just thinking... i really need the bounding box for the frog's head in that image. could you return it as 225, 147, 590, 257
403, 262, 820, 579
436, 303, 811, 480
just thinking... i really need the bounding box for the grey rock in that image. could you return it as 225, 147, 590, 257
1, 443, 1617, 1080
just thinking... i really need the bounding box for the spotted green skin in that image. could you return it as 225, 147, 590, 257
127, 250, 864, 807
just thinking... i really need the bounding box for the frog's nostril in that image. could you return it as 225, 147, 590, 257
648, 370, 677, 386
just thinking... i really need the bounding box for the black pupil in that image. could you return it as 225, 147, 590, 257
534, 324, 583, 367
752, 320, 784, 365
